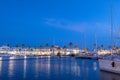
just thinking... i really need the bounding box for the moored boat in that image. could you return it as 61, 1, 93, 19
99, 58, 120, 74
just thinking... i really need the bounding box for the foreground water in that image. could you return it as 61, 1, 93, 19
0, 57, 120, 80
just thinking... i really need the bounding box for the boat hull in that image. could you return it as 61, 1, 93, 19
99, 59, 120, 74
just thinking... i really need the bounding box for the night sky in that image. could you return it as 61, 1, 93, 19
0, 0, 120, 49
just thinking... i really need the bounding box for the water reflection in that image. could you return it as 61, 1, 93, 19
0, 57, 105, 80
78, 59, 98, 79
40, 58, 100, 80
0, 61, 2, 75
93, 62, 97, 71
35, 58, 39, 75
47, 56, 50, 76
8, 60, 14, 76
100, 71, 120, 80
72, 60, 80, 77
23, 59, 27, 79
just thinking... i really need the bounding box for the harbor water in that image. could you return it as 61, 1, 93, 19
0, 57, 120, 80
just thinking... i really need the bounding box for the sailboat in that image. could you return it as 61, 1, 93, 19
75, 34, 96, 59
99, 5, 120, 74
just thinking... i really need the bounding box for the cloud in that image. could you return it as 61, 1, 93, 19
44, 18, 111, 34
44, 18, 86, 32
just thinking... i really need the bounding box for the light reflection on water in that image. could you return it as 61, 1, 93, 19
35, 58, 39, 78
0, 61, 2, 75
23, 59, 26, 79
8, 60, 14, 76
0, 57, 119, 80
93, 62, 97, 71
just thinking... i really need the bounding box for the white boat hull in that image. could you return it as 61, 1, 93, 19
99, 59, 120, 74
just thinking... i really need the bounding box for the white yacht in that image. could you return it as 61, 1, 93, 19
98, 4, 120, 74
99, 58, 120, 74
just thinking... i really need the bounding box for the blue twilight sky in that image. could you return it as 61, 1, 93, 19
0, 0, 120, 49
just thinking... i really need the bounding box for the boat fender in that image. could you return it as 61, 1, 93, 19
111, 61, 115, 67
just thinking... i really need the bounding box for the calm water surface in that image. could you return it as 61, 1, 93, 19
0, 57, 120, 80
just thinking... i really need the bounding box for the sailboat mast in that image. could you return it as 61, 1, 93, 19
52, 37, 55, 46
95, 34, 97, 49
110, 5, 114, 47
84, 34, 87, 48
116, 27, 120, 47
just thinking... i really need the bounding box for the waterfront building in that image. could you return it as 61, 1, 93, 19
0, 45, 81, 56
97, 50, 111, 55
